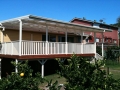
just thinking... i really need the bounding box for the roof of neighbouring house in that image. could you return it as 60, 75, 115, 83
70, 17, 118, 29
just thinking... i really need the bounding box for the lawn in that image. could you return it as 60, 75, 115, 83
105, 61, 120, 79
39, 74, 66, 89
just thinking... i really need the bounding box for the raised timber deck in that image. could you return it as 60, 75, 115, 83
0, 54, 95, 60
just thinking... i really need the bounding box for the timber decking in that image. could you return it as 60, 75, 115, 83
0, 54, 95, 60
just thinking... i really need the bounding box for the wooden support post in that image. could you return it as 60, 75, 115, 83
38, 59, 47, 78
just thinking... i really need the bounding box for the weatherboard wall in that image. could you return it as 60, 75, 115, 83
3, 29, 42, 42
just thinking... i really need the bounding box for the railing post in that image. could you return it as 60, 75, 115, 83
65, 30, 68, 54
94, 42, 96, 58
46, 42, 48, 55
66, 42, 67, 54
54, 43, 55, 54
48, 42, 49, 54
81, 43, 83, 54
81, 31, 83, 54
5, 42, 6, 55
46, 25, 48, 55
21, 41, 23, 55
94, 32, 97, 58
11, 42, 13, 55
57, 42, 60, 54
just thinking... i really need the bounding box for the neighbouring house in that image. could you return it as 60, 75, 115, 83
0, 15, 112, 78
70, 18, 119, 46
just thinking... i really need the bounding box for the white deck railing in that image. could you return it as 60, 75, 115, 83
0, 41, 96, 55
1, 41, 19, 55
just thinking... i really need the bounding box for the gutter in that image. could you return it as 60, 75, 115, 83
0, 23, 5, 31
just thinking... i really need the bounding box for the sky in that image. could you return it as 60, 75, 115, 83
0, 0, 120, 24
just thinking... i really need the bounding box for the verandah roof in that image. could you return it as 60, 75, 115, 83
0, 15, 112, 34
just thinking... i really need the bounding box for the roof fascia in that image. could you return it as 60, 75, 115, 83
0, 15, 30, 23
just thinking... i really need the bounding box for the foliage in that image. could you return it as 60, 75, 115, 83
111, 16, 120, 27
116, 16, 120, 27
0, 61, 44, 90
58, 54, 120, 90
105, 46, 120, 62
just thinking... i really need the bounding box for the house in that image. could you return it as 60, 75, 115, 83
0, 15, 112, 78
70, 18, 119, 46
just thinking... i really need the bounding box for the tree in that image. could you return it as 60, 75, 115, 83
0, 61, 44, 90
105, 46, 120, 63
111, 16, 120, 27
117, 16, 120, 27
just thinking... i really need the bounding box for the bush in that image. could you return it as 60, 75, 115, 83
105, 46, 120, 60
0, 61, 44, 90
58, 54, 120, 90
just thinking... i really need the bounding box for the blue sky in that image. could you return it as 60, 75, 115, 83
0, 0, 120, 24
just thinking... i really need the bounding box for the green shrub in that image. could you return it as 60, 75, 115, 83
58, 54, 120, 90
0, 61, 44, 90
105, 46, 120, 61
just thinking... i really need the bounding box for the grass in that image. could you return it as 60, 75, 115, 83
39, 74, 66, 89
105, 60, 120, 79
45, 74, 66, 84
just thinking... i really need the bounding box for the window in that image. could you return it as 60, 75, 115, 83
58, 36, 74, 42
109, 39, 112, 43
105, 38, 112, 43
113, 39, 117, 43
105, 38, 109, 42
86, 39, 89, 42
96, 38, 99, 42
58, 36, 65, 42
77, 36, 81, 43
93, 23, 100, 28
42, 35, 46, 41
68, 37, 74, 43
49, 35, 56, 42
42, 35, 56, 42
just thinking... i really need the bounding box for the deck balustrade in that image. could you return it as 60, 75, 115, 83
0, 41, 96, 55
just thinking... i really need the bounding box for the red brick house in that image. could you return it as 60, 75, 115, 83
70, 18, 119, 46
